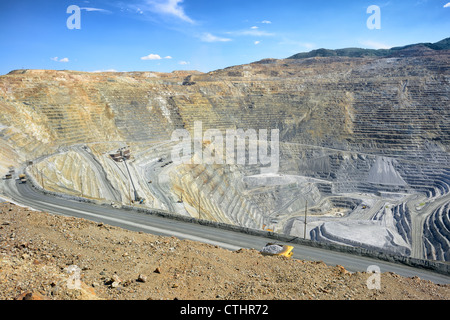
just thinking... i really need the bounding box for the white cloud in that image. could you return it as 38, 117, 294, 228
141, 54, 162, 60
200, 32, 232, 43
141, 0, 194, 24
80, 7, 112, 14
141, 54, 173, 60
51, 57, 69, 62
444, 2, 450, 7
254, 41, 261, 45
261, 20, 272, 24
179, 61, 190, 65
251, 26, 258, 29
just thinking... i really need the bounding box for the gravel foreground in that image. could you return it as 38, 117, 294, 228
0, 201, 449, 301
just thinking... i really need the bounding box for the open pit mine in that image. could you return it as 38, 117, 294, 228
0, 39, 449, 262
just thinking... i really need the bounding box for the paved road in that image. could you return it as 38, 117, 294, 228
2, 178, 450, 285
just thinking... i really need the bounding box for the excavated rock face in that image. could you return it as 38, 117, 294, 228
1, 49, 448, 163
0, 46, 449, 260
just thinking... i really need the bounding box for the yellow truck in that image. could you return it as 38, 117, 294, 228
19, 174, 27, 184
260, 243, 294, 258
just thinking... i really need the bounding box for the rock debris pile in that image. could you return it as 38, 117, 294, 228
0, 201, 448, 300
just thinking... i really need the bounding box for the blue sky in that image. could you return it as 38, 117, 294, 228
0, 0, 449, 75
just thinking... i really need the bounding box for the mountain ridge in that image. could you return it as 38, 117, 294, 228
287, 37, 450, 60
6, 38, 449, 77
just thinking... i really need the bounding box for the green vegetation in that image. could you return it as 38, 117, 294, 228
287, 37, 450, 60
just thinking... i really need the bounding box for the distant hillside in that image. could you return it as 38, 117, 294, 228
288, 37, 450, 59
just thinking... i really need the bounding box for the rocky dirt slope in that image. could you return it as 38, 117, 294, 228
0, 200, 448, 300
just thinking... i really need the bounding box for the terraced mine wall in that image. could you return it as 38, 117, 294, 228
18, 171, 450, 277
0, 45, 449, 261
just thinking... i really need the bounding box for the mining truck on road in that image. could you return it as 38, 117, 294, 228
19, 174, 27, 184
260, 243, 294, 258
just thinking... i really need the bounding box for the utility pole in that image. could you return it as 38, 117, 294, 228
198, 189, 201, 219
80, 176, 83, 197
121, 150, 139, 202
304, 200, 308, 240
41, 170, 45, 189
